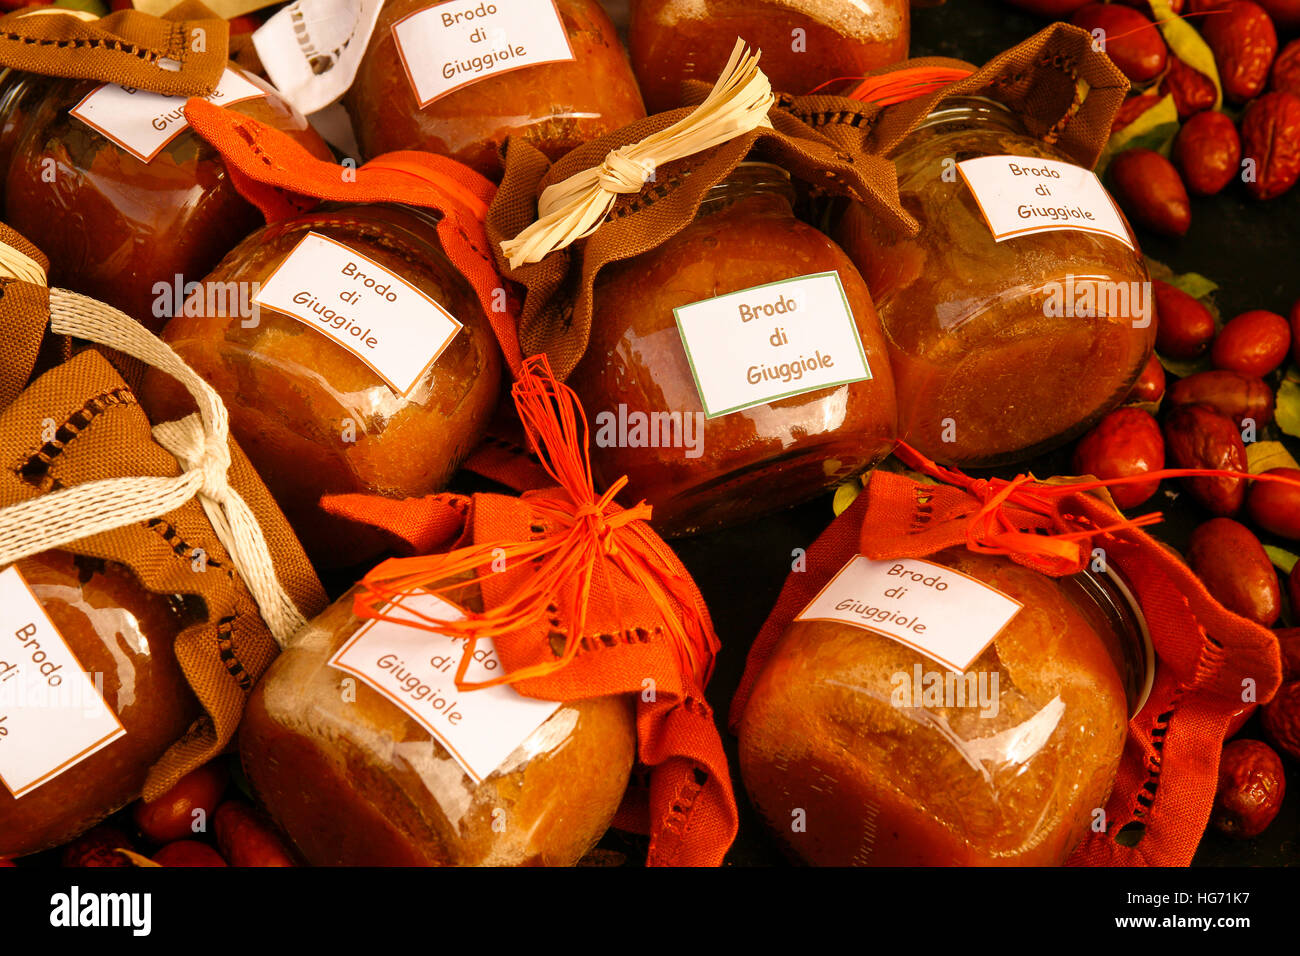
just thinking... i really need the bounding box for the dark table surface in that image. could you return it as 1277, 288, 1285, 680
602, 0, 1300, 868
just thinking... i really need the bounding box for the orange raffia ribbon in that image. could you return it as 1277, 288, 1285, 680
808, 66, 976, 104
352, 354, 720, 694
892, 439, 1300, 571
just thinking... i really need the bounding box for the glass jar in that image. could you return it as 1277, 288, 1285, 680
140, 204, 503, 568
0, 65, 332, 333
348, 0, 645, 181
237, 584, 637, 866
629, 0, 910, 113
738, 548, 1152, 866
0, 551, 199, 859
836, 97, 1156, 467
565, 163, 899, 538
0, 69, 47, 198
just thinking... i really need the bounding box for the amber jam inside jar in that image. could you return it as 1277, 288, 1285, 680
836, 97, 1155, 467
566, 162, 898, 539
0, 66, 331, 333
0, 552, 201, 859
738, 549, 1151, 867
629, 0, 910, 113
348, 0, 645, 181
140, 204, 502, 567
238, 583, 636, 866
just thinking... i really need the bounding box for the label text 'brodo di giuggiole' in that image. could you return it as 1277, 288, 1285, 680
796, 556, 1023, 673
673, 272, 872, 419
253, 232, 463, 396
392, 0, 575, 106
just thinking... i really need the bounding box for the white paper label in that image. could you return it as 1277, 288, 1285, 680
0, 567, 125, 799
957, 155, 1134, 250
69, 69, 266, 164
795, 556, 1023, 672
252, 232, 463, 396
329, 592, 561, 783
253, 0, 384, 116
672, 271, 872, 419
392, 0, 576, 107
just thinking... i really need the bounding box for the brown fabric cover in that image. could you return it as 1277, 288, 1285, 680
487, 22, 1128, 380
0, 226, 325, 799
0, 6, 228, 95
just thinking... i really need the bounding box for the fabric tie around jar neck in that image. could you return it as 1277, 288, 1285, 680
0, 239, 307, 647
890, 439, 1300, 575
349, 354, 715, 693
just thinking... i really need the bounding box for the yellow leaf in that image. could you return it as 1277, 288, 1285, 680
115, 848, 162, 868
1277, 380, 1300, 439
832, 480, 862, 516
1247, 440, 1300, 474
1150, 0, 1223, 110
1096, 94, 1179, 179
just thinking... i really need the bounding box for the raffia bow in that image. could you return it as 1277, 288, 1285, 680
0, 241, 306, 645
353, 354, 719, 693
500, 38, 775, 268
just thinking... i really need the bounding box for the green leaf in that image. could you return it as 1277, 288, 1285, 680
1150, 0, 1223, 110
1096, 94, 1180, 179
1161, 272, 1218, 300
1278, 379, 1300, 439
1265, 545, 1300, 576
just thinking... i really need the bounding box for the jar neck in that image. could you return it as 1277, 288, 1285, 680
894, 95, 1030, 159
696, 162, 797, 216
913, 95, 1027, 134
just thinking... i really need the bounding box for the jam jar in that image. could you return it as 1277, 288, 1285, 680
140, 204, 503, 567
348, 0, 645, 180
738, 547, 1151, 866
0, 70, 48, 199
0, 65, 332, 333
566, 163, 898, 538
836, 96, 1156, 467
0, 552, 200, 859
629, 0, 910, 113
237, 583, 636, 866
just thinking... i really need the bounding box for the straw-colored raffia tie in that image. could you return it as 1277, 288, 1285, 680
0, 251, 306, 646
500, 38, 776, 269
0, 240, 46, 286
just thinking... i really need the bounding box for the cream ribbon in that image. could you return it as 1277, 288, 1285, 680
0, 249, 306, 646
500, 38, 775, 269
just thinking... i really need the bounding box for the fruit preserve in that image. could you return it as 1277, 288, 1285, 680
565, 163, 898, 538
0, 552, 199, 859
0, 65, 331, 332
629, 0, 910, 113
348, 0, 645, 180
738, 548, 1149, 866
238, 583, 636, 866
836, 96, 1155, 466
140, 204, 502, 567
